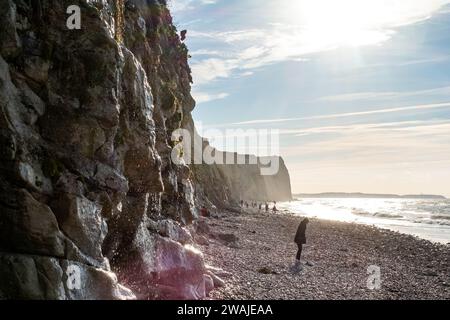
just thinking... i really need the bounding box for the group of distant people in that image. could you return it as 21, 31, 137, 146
240, 200, 279, 213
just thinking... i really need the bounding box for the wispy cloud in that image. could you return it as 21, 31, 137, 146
189, 24, 336, 84
192, 91, 229, 104
318, 86, 450, 103
278, 120, 450, 138
191, 58, 239, 84
231, 102, 450, 126
169, 0, 218, 13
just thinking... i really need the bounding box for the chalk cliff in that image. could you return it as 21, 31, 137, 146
0, 0, 292, 299
193, 152, 293, 207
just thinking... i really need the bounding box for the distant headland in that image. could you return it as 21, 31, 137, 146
294, 192, 447, 200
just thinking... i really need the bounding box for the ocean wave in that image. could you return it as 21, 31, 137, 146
430, 214, 450, 221
373, 212, 404, 219
408, 203, 450, 215
351, 209, 404, 219
284, 199, 450, 243
351, 209, 371, 216
413, 219, 450, 226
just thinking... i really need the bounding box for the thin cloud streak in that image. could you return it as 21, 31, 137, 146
318, 86, 450, 103
193, 91, 229, 104
231, 102, 450, 126
276, 120, 450, 137
169, 0, 217, 13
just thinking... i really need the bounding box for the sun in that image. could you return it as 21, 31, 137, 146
285, 0, 395, 48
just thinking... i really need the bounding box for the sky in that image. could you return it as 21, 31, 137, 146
169, 0, 450, 197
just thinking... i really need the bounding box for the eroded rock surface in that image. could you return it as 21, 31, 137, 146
0, 0, 292, 300
0, 0, 206, 300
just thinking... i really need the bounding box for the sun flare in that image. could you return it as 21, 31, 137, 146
282, 0, 446, 49
287, 0, 394, 47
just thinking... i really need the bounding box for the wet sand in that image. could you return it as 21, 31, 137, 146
201, 209, 450, 300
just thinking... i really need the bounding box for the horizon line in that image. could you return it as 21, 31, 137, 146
291, 191, 448, 199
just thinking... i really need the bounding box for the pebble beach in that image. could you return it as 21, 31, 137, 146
200, 209, 450, 300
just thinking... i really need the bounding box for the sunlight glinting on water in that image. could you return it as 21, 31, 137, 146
280, 198, 450, 244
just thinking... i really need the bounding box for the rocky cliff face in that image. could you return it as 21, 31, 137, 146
193, 153, 293, 207
0, 0, 292, 300
184, 122, 293, 209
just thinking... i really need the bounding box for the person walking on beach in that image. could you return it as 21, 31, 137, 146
272, 201, 278, 213
272, 203, 278, 212
265, 202, 269, 213
293, 218, 309, 271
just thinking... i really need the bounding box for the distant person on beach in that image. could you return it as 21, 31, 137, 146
240, 200, 244, 207
293, 218, 309, 271
272, 204, 278, 212
259, 203, 262, 212
265, 203, 269, 212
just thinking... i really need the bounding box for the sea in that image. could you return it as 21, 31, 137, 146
279, 197, 450, 244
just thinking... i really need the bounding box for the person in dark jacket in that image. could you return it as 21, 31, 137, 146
293, 218, 309, 270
